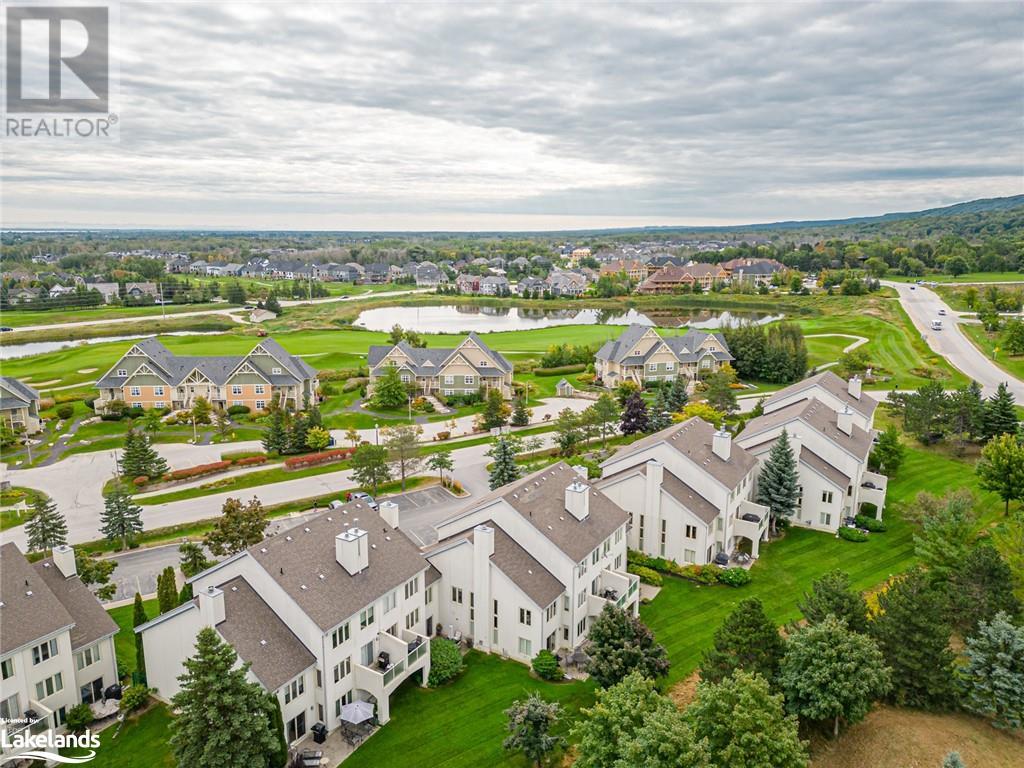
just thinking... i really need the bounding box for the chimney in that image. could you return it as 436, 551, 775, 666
378, 501, 400, 529
473, 524, 494, 651
565, 480, 590, 521
837, 406, 854, 436
848, 376, 862, 400
198, 585, 225, 627
52, 545, 77, 578
473, 524, 494, 559
712, 429, 732, 461
336, 528, 369, 575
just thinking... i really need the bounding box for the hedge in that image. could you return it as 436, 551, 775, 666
628, 564, 663, 586
233, 455, 267, 467
855, 514, 887, 532
628, 549, 742, 587
167, 460, 232, 481
838, 526, 869, 542
226, 405, 251, 415
718, 567, 752, 587
533, 363, 587, 377
283, 447, 355, 470
427, 637, 464, 687
221, 450, 266, 461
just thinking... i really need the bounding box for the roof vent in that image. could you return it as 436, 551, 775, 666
260, 547, 268, 553
385, 536, 391, 541
231, 586, 238, 592
25, 590, 32, 597
318, 574, 325, 580
0, 601, 5, 608
304, 527, 311, 533
300, 584, 307, 590
327, 516, 333, 522
42, 562, 50, 568
260, 639, 267, 646
371, 544, 377, 550
285, 535, 293, 542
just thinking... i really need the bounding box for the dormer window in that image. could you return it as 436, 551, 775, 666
116, 369, 128, 377
272, 367, 282, 375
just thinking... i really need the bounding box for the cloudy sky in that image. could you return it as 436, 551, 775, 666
4, 2, 1022, 230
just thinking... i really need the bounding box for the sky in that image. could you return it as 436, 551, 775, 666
3, 1, 1023, 231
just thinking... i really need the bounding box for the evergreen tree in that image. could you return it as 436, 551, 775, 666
976, 432, 1024, 515
350, 444, 391, 495
649, 387, 673, 432
481, 388, 510, 429
178, 541, 212, 578
191, 396, 212, 426
265, 694, 289, 768
699, 597, 785, 684
178, 583, 193, 605
585, 605, 670, 688
285, 411, 309, 454
261, 405, 287, 454
958, 611, 1024, 731
620, 392, 649, 435
666, 376, 689, 411
119, 428, 168, 479
946, 382, 986, 451
950, 544, 1022, 636
25, 495, 68, 552
510, 396, 531, 427
869, 424, 906, 475
779, 616, 891, 738
132, 592, 148, 681
868, 570, 955, 708
755, 429, 800, 534
943, 753, 967, 768
488, 437, 521, 490
100, 483, 144, 549
157, 566, 178, 614
913, 491, 978, 581
264, 291, 282, 315
797, 569, 868, 633
703, 370, 738, 414
205, 497, 268, 557
503, 693, 563, 768
984, 382, 1018, 440
170, 628, 279, 768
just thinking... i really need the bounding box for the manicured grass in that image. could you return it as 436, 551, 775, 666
959, 322, 1024, 382
886, 272, 1024, 284
344, 652, 597, 768
1, 302, 225, 328
108, 597, 159, 677
62, 703, 175, 767
804, 334, 858, 369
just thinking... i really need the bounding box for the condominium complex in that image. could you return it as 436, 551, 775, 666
595, 324, 733, 387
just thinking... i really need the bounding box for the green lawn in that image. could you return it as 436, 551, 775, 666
62, 703, 175, 767
886, 272, 1024, 284
804, 334, 857, 369
108, 597, 159, 677
1, 302, 226, 328
958, 323, 1024, 382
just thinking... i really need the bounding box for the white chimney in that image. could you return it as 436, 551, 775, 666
198, 585, 225, 627
565, 480, 590, 521
848, 376, 862, 400
712, 429, 732, 461
473, 524, 494, 651
837, 406, 854, 436
379, 501, 400, 529
336, 528, 369, 575
473, 524, 494, 560
52, 545, 77, 578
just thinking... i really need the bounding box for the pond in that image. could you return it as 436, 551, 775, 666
353, 304, 783, 334
0, 331, 227, 361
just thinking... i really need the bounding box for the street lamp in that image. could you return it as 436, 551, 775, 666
374, 422, 380, 445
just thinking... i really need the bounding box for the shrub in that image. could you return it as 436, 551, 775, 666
434, 430, 451, 441
629, 565, 663, 586
342, 377, 368, 392
576, 373, 596, 384
838, 526, 869, 542
226, 404, 250, 415
125, 406, 145, 418
167, 460, 232, 481
84, 397, 96, 410
234, 455, 267, 467
132, 475, 149, 487
718, 567, 752, 587
855, 514, 887, 532
283, 447, 355, 470
119, 684, 150, 713
531, 649, 562, 681
427, 637, 464, 687
221, 450, 265, 461
100, 412, 125, 421
680, 563, 722, 585
533, 363, 587, 376
56, 404, 74, 420
66, 703, 94, 733
38, 397, 56, 411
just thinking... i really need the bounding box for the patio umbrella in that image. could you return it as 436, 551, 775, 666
340, 701, 375, 724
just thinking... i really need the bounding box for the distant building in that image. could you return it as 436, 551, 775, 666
368, 333, 513, 398
600, 259, 648, 282
0, 377, 41, 434
86, 282, 120, 303
595, 324, 733, 386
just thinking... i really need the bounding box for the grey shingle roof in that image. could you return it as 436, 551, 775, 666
34, 556, 119, 651
742, 398, 873, 460
368, 334, 512, 377
599, 465, 719, 525
0, 543, 74, 654
215, 576, 316, 691
765, 371, 878, 420
595, 324, 732, 365
800, 446, 850, 488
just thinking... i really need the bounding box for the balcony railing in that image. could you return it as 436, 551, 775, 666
354, 628, 430, 694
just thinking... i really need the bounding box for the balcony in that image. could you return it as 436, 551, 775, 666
354, 628, 430, 703
1, 700, 53, 758
734, 500, 770, 557
859, 471, 888, 517
586, 568, 640, 617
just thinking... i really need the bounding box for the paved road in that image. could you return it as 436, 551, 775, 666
883, 280, 1024, 399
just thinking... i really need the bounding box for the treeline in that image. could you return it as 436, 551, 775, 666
723, 323, 807, 384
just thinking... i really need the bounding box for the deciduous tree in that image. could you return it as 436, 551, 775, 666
372, 366, 408, 409
350, 444, 391, 495
383, 423, 424, 491
620, 393, 649, 435
427, 449, 454, 485
205, 497, 268, 557
976, 432, 1024, 515
503, 693, 563, 768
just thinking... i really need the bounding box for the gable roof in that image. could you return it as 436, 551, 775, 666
600, 464, 719, 525
741, 398, 873, 460
368, 334, 511, 376
34, 555, 119, 650
764, 371, 878, 419
595, 324, 732, 365
0, 543, 75, 654
0, 376, 39, 405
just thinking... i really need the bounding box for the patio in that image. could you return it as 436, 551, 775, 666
292, 721, 379, 766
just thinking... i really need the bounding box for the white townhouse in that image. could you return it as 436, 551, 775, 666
0, 544, 119, 763
598, 418, 770, 564
760, 371, 878, 433
136, 500, 433, 745
425, 462, 639, 664
737, 397, 886, 532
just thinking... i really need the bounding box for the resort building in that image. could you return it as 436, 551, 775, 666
93, 337, 318, 414
759, 371, 878, 432
598, 418, 770, 564
0, 377, 41, 435
636, 262, 730, 294
425, 462, 639, 663
367, 333, 514, 399
136, 499, 433, 744
594, 324, 733, 387
1, 544, 119, 763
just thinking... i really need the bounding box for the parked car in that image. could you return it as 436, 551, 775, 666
910, 285, 916, 290
0, 327, 12, 332
347, 491, 378, 510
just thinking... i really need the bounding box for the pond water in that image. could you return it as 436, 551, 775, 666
0, 331, 227, 361
353, 305, 783, 334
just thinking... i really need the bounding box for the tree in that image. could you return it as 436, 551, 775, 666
214, 409, 232, 441
679, 401, 725, 427
614, 380, 641, 406
304, 425, 331, 451
285, 411, 309, 454
372, 366, 408, 409
943, 753, 967, 768
263, 291, 282, 315
648, 388, 673, 432
620, 393, 649, 436
351, 444, 391, 494
699, 597, 785, 684
703, 370, 738, 414
76, 549, 117, 600
553, 408, 582, 456
755, 429, 800, 535
868, 570, 955, 708
510, 396, 531, 427
170, 627, 279, 768
667, 375, 690, 411
205, 497, 268, 557
265, 693, 289, 768
261, 405, 287, 454
191, 396, 212, 426
132, 592, 148, 680
950, 544, 1022, 637
119, 428, 168, 479
912, 490, 978, 582
991, 511, 1024, 602
958, 611, 1024, 731
24, 492, 67, 553
976, 432, 1024, 515
983, 382, 1018, 440
614, 703, 708, 768
503, 693, 563, 768
141, 408, 163, 433
1002, 319, 1024, 356
384, 424, 423, 491
869, 424, 906, 475
798, 569, 868, 633
100, 482, 144, 549
585, 605, 670, 688
686, 669, 808, 768
945, 255, 971, 277
426, 449, 454, 486
179, 541, 212, 578
157, 566, 178, 614
488, 437, 521, 490
780, 616, 891, 737
902, 381, 948, 444
345, 426, 360, 447
591, 393, 620, 447
482, 388, 511, 430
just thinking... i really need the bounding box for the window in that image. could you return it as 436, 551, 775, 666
424, 585, 433, 605
603, 538, 611, 555
660, 520, 667, 557
639, 514, 645, 543
518, 638, 532, 657
614, 527, 623, 543
519, 608, 532, 626
648, 363, 657, 372
444, 389, 454, 396
359, 607, 375, 628
685, 524, 697, 539
405, 608, 420, 629
546, 602, 557, 621
576, 560, 586, 578
0, 694, 19, 722
400, 374, 411, 383
665, 361, 675, 371
232, 385, 242, 395
272, 367, 282, 375
333, 657, 351, 683
563, 595, 570, 612
820, 512, 832, 527
283, 675, 304, 704
316, 669, 322, 688
130, 386, 141, 397
35, 672, 63, 700
701, 359, 711, 369
154, 402, 165, 409
53, 706, 67, 728
577, 589, 586, 608
75, 644, 101, 670
444, 375, 454, 385
577, 618, 587, 636
116, 368, 128, 377
32, 639, 58, 665
684, 549, 696, 564
615, 554, 622, 570
154, 386, 164, 396
132, 402, 142, 408
0, 659, 12, 679
464, 375, 475, 385
331, 623, 350, 648
451, 587, 463, 604
255, 400, 266, 410
361, 641, 374, 667
255, 384, 265, 395
404, 576, 419, 600
821, 490, 833, 504
382, 590, 397, 613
